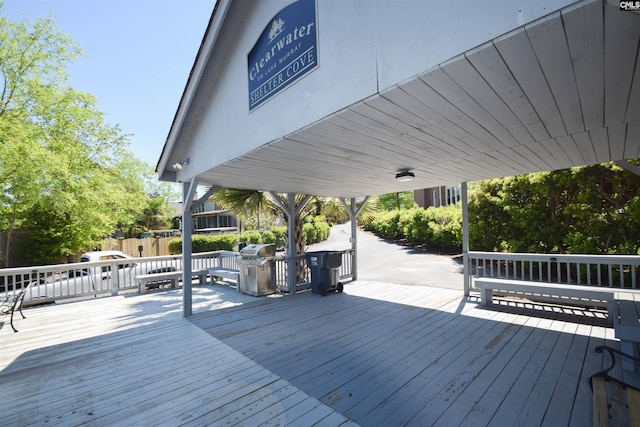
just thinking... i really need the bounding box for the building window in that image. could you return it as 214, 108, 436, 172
446, 185, 461, 206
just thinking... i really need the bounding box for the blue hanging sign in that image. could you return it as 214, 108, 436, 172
248, 0, 318, 111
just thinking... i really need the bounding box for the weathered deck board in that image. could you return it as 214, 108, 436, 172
192, 281, 617, 426
0, 285, 353, 426
0, 280, 623, 426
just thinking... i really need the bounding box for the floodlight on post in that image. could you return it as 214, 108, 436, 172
395, 170, 415, 182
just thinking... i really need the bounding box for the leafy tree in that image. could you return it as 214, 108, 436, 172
468, 162, 640, 254
0, 8, 148, 265
378, 191, 415, 211
116, 157, 180, 237
318, 196, 378, 227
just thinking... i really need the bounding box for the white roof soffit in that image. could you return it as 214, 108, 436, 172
161, 0, 640, 198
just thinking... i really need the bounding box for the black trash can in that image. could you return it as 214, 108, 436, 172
306, 251, 344, 296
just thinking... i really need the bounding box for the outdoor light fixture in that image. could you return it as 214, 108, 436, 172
395, 170, 415, 182
172, 158, 190, 170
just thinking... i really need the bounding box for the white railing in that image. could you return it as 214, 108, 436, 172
1, 251, 237, 306
1, 249, 354, 304
274, 249, 354, 292
469, 251, 640, 290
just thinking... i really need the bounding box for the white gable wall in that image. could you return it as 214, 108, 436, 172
174, 0, 577, 184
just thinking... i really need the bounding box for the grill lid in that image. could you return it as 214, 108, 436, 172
239, 243, 276, 258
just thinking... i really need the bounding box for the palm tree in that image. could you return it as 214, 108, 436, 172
211, 188, 271, 231
212, 189, 315, 284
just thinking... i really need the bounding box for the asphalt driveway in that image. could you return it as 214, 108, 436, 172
308, 222, 464, 290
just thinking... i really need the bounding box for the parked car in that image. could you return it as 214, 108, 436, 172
23, 250, 181, 304
24, 251, 138, 304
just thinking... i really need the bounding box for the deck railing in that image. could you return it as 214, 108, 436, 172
469, 251, 640, 290
1, 249, 354, 304
273, 249, 354, 292
0, 251, 236, 305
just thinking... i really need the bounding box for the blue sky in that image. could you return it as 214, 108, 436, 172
2, 0, 216, 169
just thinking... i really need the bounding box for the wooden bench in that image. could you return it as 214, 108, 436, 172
614, 292, 640, 372
135, 269, 209, 294
208, 267, 240, 287
1, 286, 29, 332
590, 346, 640, 426
474, 277, 615, 324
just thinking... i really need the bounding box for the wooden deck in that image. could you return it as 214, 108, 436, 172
0, 280, 625, 426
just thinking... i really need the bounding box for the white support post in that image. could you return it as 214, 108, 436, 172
182, 180, 199, 317
339, 196, 370, 281
111, 261, 120, 296
462, 182, 470, 296
287, 193, 297, 294
350, 201, 358, 281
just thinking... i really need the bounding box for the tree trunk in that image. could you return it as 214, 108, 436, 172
2, 227, 12, 268
295, 216, 306, 283
3, 201, 19, 268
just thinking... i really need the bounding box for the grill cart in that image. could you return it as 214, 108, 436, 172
237, 244, 276, 296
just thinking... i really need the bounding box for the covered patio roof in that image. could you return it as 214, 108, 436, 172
158, 0, 639, 198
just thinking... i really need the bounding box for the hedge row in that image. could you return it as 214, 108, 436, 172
168, 233, 238, 254
168, 222, 330, 254
367, 205, 462, 253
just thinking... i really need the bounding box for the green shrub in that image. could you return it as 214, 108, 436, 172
315, 221, 330, 241
367, 206, 462, 252
168, 234, 239, 254
271, 226, 287, 248
168, 221, 332, 255
168, 238, 182, 254
303, 223, 317, 244
302, 220, 332, 244
239, 231, 262, 244
369, 210, 402, 239
261, 230, 275, 245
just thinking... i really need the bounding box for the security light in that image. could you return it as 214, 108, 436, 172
172, 158, 190, 170
395, 170, 415, 182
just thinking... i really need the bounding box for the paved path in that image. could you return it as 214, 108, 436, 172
308, 222, 464, 290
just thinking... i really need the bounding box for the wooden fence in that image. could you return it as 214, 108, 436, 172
101, 237, 176, 258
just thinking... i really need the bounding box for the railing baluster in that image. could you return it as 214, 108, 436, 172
576, 262, 581, 285
609, 264, 613, 287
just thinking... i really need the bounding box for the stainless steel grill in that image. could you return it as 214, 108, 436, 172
238, 244, 276, 263
237, 244, 276, 296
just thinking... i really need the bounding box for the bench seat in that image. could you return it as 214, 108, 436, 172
135, 269, 209, 294
208, 267, 240, 286
474, 277, 615, 324
614, 292, 640, 371
590, 346, 640, 426
1, 286, 29, 332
